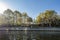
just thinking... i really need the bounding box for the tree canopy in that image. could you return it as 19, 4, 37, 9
35, 10, 60, 27
2, 9, 33, 26
0, 9, 60, 27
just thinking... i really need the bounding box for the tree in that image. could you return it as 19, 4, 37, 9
25, 17, 33, 23
36, 10, 58, 27
14, 10, 22, 25
0, 14, 8, 25
22, 12, 28, 24
44, 10, 57, 27
3, 9, 14, 26
36, 12, 46, 24
27, 17, 32, 22
22, 12, 33, 24
22, 12, 28, 17
36, 15, 42, 23
44, 10, 57, 18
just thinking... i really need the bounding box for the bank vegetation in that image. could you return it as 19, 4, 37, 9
0, 9, 60, 27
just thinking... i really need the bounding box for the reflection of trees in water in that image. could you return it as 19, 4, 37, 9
16, 34, 23, 40
37, 34, 60, 40
0, 31, 9, 40
9, 31, 60, 40
0, 30, 60, 40
0, 35, 9, 40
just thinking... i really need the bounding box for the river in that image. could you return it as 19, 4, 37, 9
0, 27, 60, 40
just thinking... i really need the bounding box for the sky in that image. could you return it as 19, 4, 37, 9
0, 0, 60, 19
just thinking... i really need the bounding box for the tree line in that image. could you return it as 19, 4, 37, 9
35, 10, 60, 27
0, 9, 60, 27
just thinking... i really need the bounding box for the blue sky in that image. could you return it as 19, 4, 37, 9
0, 0, 60, 19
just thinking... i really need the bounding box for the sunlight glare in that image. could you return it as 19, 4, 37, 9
0, 2, 9, 14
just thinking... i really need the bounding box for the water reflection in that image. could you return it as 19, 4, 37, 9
0, 27, 60, 40
8, 30, 60, 40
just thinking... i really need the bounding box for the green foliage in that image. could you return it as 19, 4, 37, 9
3, 9, 14, 25
36, 15, 42, 23
2, 9, 33, 26
22, 12, 28, 17
35, 10, 60, 27
0, 9, 60, 27
14, 10, 22, 17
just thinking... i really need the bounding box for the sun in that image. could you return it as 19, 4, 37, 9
0, 2, 9, 14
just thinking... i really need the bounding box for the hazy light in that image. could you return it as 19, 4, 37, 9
0, 2, 9, 14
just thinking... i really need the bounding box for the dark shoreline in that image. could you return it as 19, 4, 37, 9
0, 24, 60, 27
